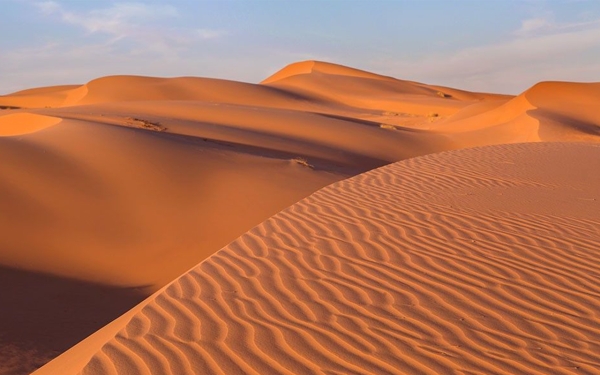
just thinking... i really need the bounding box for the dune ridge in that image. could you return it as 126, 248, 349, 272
36, 142, 600, 375
261, 60, 398, 84
437, 81, 600, 146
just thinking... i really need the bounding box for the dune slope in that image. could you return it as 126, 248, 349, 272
0, 61, 599, 374
438, 81, 600, 146
37, 142, 600, 375
0, 61, 462, 374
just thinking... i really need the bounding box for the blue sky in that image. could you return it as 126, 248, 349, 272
1, 0, 599, 94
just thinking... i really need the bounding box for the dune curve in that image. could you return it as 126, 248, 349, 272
36, 142, 600, 375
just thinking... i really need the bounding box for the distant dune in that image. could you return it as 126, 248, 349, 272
0, 61, 599, 374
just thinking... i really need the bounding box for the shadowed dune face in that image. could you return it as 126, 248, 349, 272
436, 80, 600, 145
524, 82, 600, 141
0, 266, 146, 375
0, 119, 344, 289
36, 142, 600, 375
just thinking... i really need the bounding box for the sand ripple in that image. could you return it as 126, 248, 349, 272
46, 142, 600, 374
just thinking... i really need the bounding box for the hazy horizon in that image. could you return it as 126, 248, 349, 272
2, 0, 600, 95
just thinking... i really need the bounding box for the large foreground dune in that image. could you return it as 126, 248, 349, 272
0, 61, 599, 374
36, 142, 600, 374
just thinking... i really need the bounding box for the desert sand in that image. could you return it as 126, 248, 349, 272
35, 142, 600, 375
0, 61, 599, 374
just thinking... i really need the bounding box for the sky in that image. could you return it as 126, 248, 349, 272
1, 0, 599, 95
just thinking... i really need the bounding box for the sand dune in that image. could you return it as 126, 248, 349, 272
1, 61, 462, 374
262, 61, 472, 117
0, 85, 80, 109
36, 142, 600, 375
524, 82, 600, 140
437, 81, 600, 145
0, 61, 599, 374
261, 60, 397, 84
0, 118, 344, 287
69, 76, 332, 109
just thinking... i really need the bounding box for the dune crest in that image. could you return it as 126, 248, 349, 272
0, 85, 81, 108
261, 60, 396, 84
36, 142, 600, 375
261, 61, 510, 118
437, 81, 600, 145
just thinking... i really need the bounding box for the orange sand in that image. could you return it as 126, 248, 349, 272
0, 61, 598, 374
36, 142, 600, 375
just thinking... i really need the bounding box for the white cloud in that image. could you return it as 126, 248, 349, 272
63, 3, 178, 36
32, 1, 224, 49
196, 29, 227, 40
515, 13, 600, 36
0, 1, 230, 93
515, 17, 552, 36
36, 1, 178, 36
35, 0, 60, 14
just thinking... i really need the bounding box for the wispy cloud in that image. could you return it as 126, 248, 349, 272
0, 1, 229, 93
33, 1, 224, 48
36, 1, 178, 37
35, 0, 60, 14
196, 29, 227, 40
515, 14, 600, 36
375, 15, 600, 94
515, 17, 553, 36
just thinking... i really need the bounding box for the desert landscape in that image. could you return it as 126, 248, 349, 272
0, 60, 599, 375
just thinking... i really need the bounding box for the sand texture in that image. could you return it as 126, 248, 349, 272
0, 61, 599, 374
36, 142, 600, 375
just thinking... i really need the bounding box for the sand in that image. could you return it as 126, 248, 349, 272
0, 61, 599, 374
0, 113, 61, 136
35, 142, 600, 375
